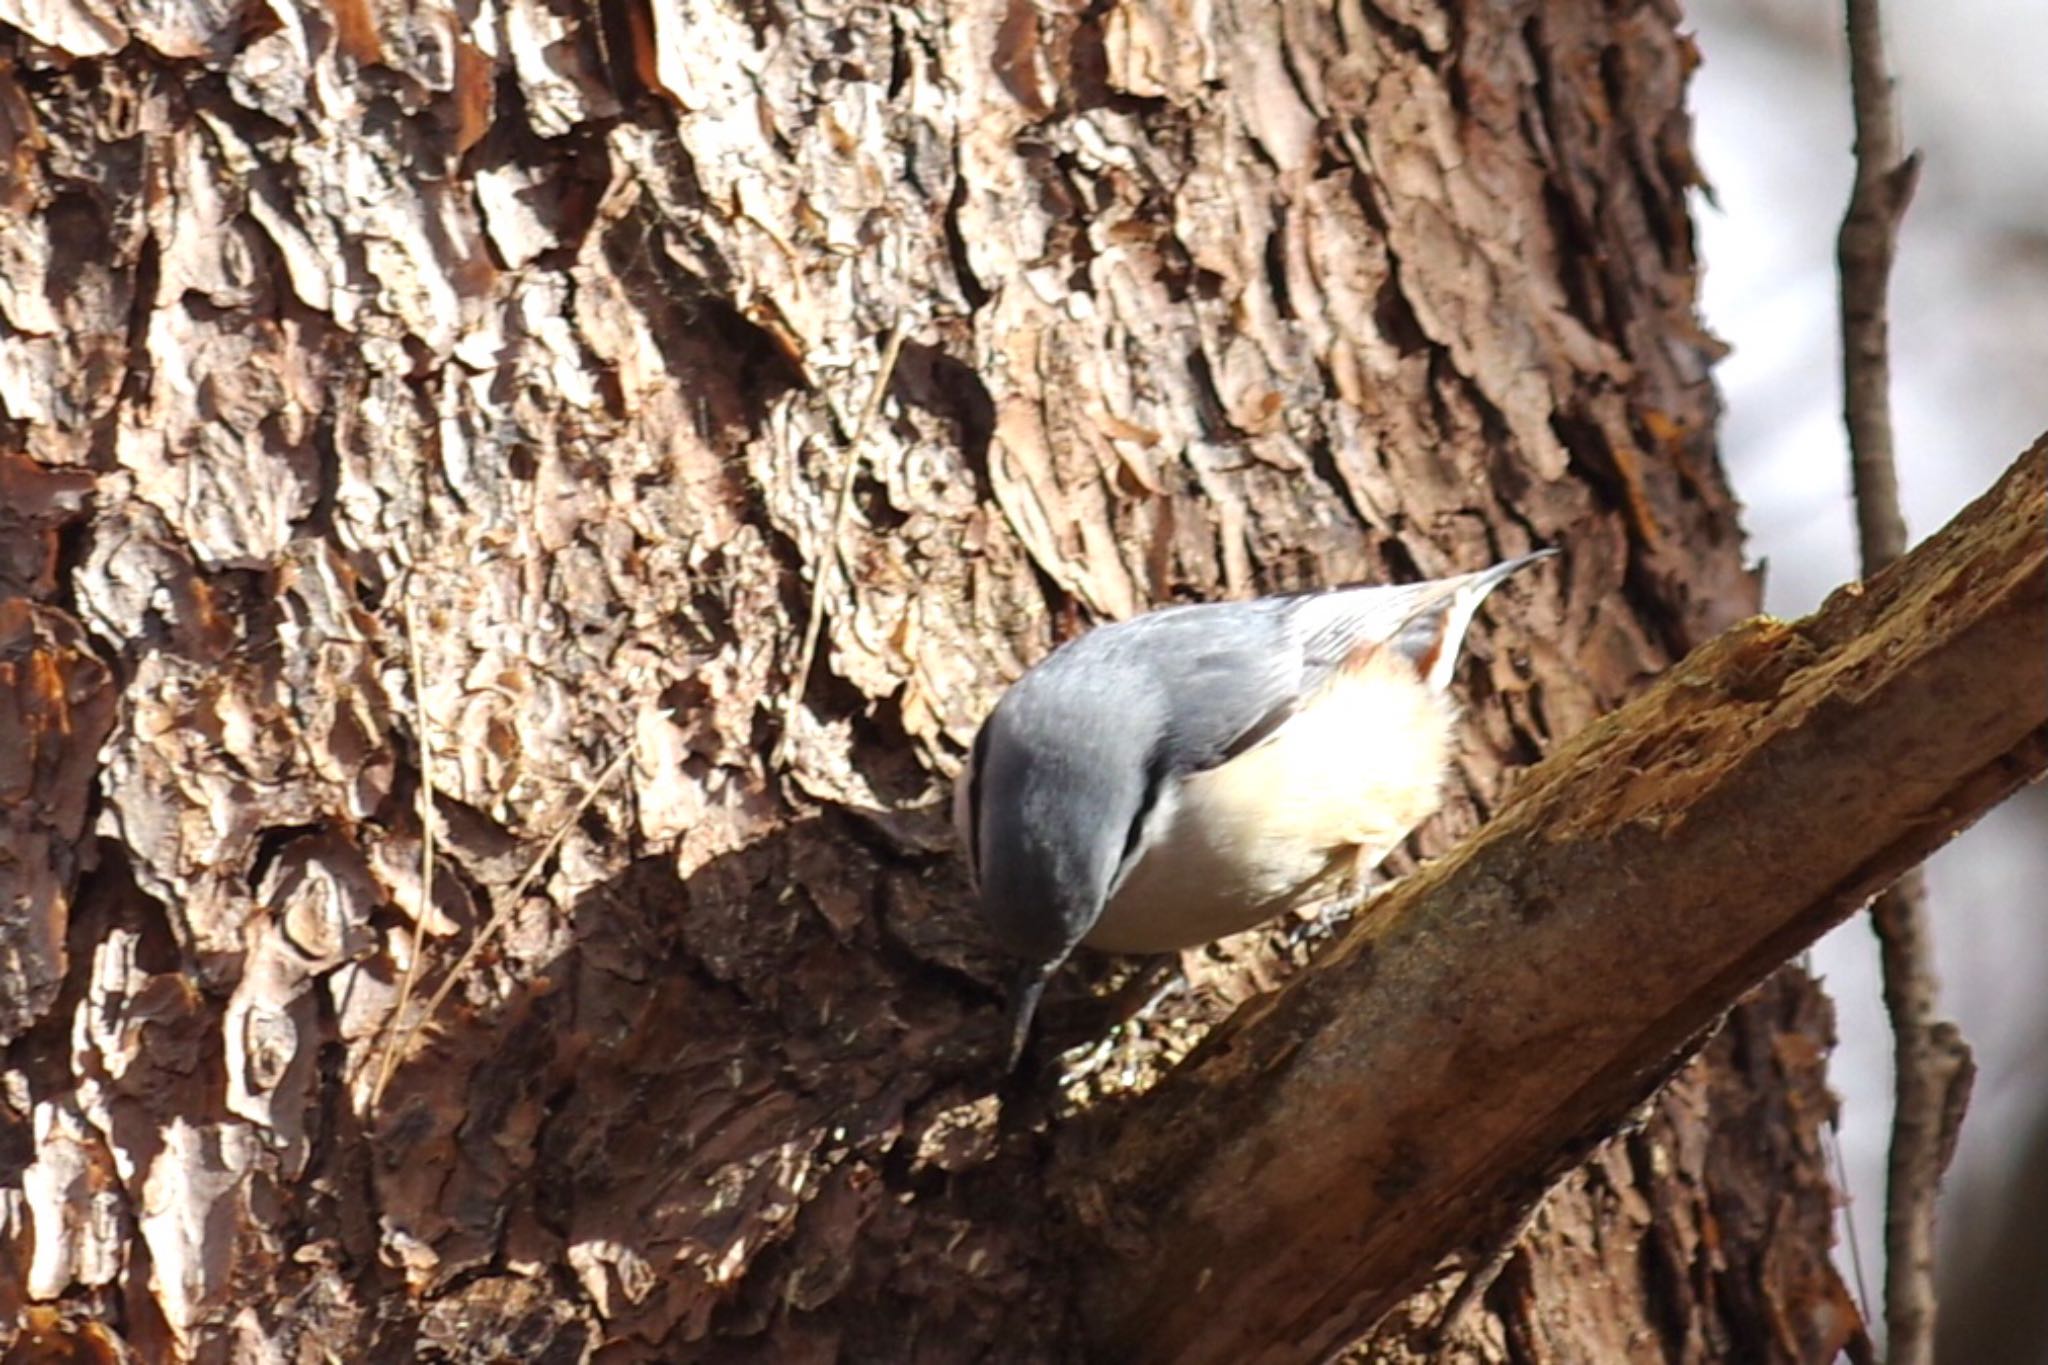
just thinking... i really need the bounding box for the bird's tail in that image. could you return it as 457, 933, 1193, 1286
1393, 548, 1557, 693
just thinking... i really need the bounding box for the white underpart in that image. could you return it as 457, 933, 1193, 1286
1086, 650, 1457, 953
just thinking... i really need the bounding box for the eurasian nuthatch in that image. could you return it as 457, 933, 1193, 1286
955, 550, 1556, 1068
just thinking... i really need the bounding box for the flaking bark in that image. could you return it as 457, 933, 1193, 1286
0, 0, 1894, 1358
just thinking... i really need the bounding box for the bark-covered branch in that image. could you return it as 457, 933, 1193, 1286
1064, 438, 2048, 1365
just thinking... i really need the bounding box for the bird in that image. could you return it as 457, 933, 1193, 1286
953, 549, 1556, 1069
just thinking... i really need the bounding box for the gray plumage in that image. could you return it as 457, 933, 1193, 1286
957, 549, 1555, 1068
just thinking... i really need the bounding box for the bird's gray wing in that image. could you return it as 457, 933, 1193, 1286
1087, 600, 1314, 775
1127, 577, 1491, 775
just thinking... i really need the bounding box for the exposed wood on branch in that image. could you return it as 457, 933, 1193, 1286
1068, 439, 2048, 1365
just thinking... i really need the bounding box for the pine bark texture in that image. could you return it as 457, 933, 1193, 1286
0, 0, 1854, 1361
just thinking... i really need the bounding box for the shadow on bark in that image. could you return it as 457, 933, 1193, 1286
362, 811, 1081, 1362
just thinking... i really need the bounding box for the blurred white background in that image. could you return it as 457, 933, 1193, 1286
1687, 0, 2048, 1357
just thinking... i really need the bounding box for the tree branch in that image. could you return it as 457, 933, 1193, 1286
1835, 3, 1972, 1360
1839, 0, 1919, 572
1062, 439, 2048, 1365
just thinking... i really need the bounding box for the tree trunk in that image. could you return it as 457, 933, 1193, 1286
1, 0, 1857, 1360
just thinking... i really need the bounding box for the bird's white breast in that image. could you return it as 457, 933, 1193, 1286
1083, 653, 1456, 953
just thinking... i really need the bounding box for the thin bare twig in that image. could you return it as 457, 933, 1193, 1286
774, 320, 908, 768
1868, 866, 1975, 1365
1835, 3, 1976, 1361
1826, 1107, 1878, 1347
368, 741, 637, 1111
1839, 0, 1919, 572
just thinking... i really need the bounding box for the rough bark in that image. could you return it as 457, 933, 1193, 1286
0, 0, 1872, 1360
1070, 439, 2048, 1365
